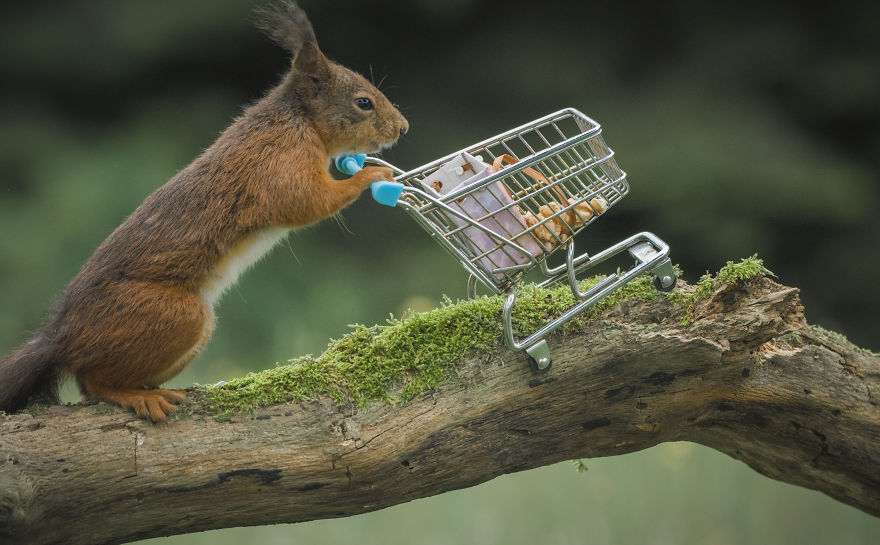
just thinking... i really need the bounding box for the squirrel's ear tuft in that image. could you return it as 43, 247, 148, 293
293, 40, 329, 79
253, 1, 318, 56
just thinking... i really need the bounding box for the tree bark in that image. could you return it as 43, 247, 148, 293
1, 276, 878, 545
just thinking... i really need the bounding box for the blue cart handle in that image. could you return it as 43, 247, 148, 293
334, 154, 404, 207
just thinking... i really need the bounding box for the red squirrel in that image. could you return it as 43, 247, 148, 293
0, 1, 408, 422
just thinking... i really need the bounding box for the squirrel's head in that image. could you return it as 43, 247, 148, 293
255, 1, 408, 156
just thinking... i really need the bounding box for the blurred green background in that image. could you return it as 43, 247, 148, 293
1, 1, 878, 543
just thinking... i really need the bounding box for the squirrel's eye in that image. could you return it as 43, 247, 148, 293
355, 97, 374, 111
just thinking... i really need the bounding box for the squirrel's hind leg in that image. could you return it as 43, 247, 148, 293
65, 281, 213, 422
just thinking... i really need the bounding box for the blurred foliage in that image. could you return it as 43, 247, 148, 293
1, 1, 878, 543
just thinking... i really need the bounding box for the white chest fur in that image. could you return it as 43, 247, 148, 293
199, 226, 289, 307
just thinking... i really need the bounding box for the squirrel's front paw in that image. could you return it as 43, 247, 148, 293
352, 166, 395, 188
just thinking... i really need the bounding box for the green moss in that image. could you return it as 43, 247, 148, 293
699, 254, 774, 297
202, 274, 659, 417
694, 273, 717, 300
670, 254, 773, 327
89, 402, 116, 415
807, 324, 878, 357
196, 255, 784, 417
194, 254, 873, 419
776, 330, 803, 350
19, 403, 51, 416
716, 254, 775, 283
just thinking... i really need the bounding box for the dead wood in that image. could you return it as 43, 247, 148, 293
2, 276, 878, 545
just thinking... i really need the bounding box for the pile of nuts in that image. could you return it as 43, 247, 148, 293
522, 196, 608, 247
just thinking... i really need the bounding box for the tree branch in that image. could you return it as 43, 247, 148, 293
2, 275, 878, 545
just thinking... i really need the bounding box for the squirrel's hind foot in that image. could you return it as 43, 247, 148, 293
87, 385, 186, 423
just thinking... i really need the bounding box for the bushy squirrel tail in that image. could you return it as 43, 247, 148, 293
0, 332, 60, 414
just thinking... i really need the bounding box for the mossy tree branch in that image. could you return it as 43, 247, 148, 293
2, 268, 879, 545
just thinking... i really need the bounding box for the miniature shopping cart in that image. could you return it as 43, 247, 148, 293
336, 107, 676, 372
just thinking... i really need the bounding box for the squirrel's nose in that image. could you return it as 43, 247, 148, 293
399, 117, 409, 137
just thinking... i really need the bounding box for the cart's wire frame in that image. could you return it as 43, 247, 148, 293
363, 108, 675, 371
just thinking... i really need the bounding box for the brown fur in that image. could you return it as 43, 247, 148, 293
0, 1, 408, 422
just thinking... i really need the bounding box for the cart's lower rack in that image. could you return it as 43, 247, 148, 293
495, 231, 675, 372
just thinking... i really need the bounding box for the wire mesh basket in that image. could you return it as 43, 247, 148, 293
338, 107, 676, 372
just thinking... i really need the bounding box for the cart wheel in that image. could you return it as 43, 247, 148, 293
525, 340, 553, 374
528, 355, 552, 374
653, 274, 677, 292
